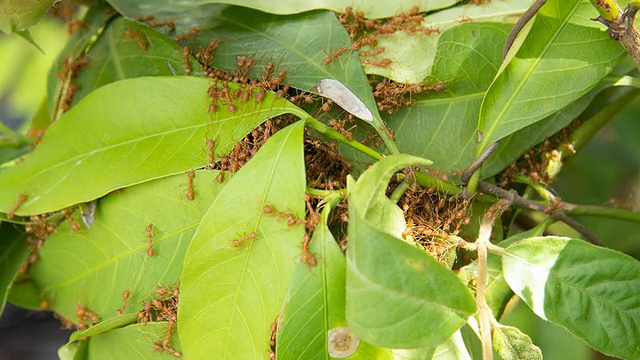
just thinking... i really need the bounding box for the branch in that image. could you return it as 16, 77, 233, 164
592, 1, 640, 69
477, 181, 602, 245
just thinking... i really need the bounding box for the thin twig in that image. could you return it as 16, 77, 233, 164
503, 0, 548, 60
477, 181, 602, 245
461, 141, 500, 184
476, 199, 511, 360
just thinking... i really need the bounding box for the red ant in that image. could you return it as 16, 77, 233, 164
232, 232, 257, 247
7, 193, 27, 220
322, 46, 348, 65
186, 171, 195, 201
146, 224, 156, 257
125, 30, 148, 51
300, 234, 317, 266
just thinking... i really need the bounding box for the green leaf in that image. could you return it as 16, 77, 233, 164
363, 0, 531, 83
0, 0, 55, 33
110, 0, 457, 19
277, 204, 346, 359
84, 322, 181, 359
69, 313, 138, 342
69, 17, 200, 107
277, 202, 393, 360
0, 76, 299, 215
27, 170, 223, 323
58, 339, 87, 360
388, 22, 510, 174
477, 0, 625, 152
47, 3, 117, 113
502, 236, 640, 359
108, 6, 381, 127
433, 330, 472, 360
346, 154, 476, 348
178, 121, 306, 359
493, 323, 542, 360
0, 223, 32, 316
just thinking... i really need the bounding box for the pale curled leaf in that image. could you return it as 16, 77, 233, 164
179, 121, 307, 359
317, 79, 373, 122
363, 0, 532, 83
493, 323, 542, 360
503, 236, 640, 359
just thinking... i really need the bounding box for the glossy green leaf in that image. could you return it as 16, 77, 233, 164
69, 17, 199, 107
110, 0, 457, 19
179, 121, 306, 359
277, 202, 392, 360
69, 313, 138, 342
0, 76, 300, 215
0, 0, 55, 33
108, 5, 381, 127
502, 237, 640, 359
84, 322, 181, 359
493, 323, 542, 360
483, 74, 640, 177
363, 0, 531, 83
388, 22, 510, 174
28, 170, 223, 323
58, 339, 87, 360
277, 204, 345, 359
346, 154, 476, 348
477, 0, 625, 151
46, 3, 117, 114
0, 223, 31, 316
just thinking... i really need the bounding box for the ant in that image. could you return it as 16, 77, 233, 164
76, 304, 100, 329
146, 224, 157, 257
182, 46, 192, 75
363, 58, 393, 67
173, 27, 200, 42
7, 193, 27, 220
231, 232, 257, 247
300, 234, 317, 266
125, 29, 148, 51
206, 139, 215, 169
322, 46, 348, 65
61, 209, 81, 232
186, 171, 195, 201
116, 289, 131, 315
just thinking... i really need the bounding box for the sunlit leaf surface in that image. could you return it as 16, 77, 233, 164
179, 121, 306, 359
503, 237, 640, 359
0, 76, 297, 215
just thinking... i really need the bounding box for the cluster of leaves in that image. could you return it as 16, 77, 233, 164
1, 0, 640, 359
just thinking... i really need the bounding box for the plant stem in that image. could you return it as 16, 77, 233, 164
563, 203, 640, 222
475, 200, 510, 360
303, 117, 382, 161
389, 175, 413, 204
589, 0, 621, 22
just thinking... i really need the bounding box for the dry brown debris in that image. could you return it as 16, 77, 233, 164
399, 182, 471, 263
304, 136, 351, 190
